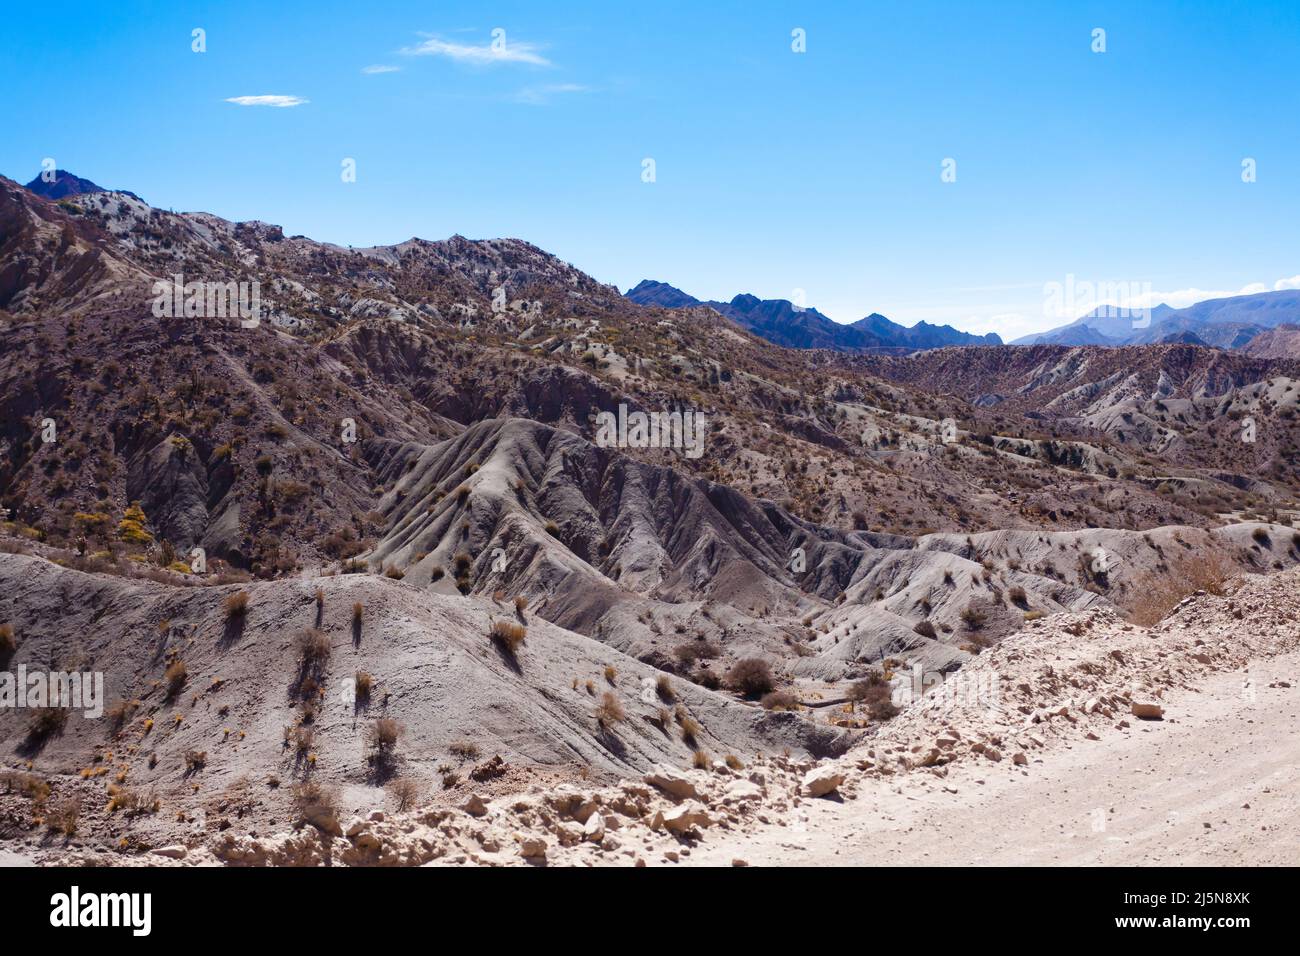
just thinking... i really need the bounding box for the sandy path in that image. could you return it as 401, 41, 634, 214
686, 651, 1300, 867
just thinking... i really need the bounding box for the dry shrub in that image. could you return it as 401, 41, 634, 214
1127, 551, 1232, 628
297, 628, 332, 665
655, 674, 676, 702
367, 717, 403, 753
352, 602, 364, 627
46, 797, 81, 836
27, 706, 68, 742
106, 698, 140, 733
224, 591, 249, 619
164, 659, 187, 697
724, 658, 775, 698
691, 749, 711, 770
387, 777, 422, 812
677, 710, 702, 745
105, 784, 149, 814
449, 740, 480, 760
603, 664, 618, 684
514, 595, 528, 613
760, 690, 800, 711
849, 677, 899, 721
1, 770, 50, 804
912, 619, 937, 639
354, 671, 373, 701
0, 622, 16, 655
292, 780, 340, 833
595, 691, 625, 727
490, 619, 526, 654
184, 749, 207, 771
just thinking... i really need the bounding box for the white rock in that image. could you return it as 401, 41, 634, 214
802, 765, 845, 797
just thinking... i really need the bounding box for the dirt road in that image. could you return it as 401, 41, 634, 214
688, 651, 1300, 866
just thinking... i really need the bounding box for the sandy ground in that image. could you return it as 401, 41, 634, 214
685, 651, 1300, 867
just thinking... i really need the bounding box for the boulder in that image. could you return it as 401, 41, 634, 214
518, 837, 547, 860
801, 765, 845, 797
1130, 701, 1164, 720
644, 766, 699, 800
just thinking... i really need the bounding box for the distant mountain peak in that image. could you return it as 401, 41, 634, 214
625, 279, 700, 309
625, 281, 1001, 351
23, 169, 128, 200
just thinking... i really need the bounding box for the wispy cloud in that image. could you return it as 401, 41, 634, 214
401, 34, 550, 66
225, 95, 308, 108
361, 64, 400, 74
514, 82, 589, 105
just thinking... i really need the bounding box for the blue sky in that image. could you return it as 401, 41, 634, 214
3, 0, 1298, 339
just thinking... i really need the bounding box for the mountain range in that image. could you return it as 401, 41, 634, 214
3, 169, 1300, 869
1015, 290, 1300, 351
625, 279, 1003, 352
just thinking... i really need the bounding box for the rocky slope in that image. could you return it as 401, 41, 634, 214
6, 564, 1293, 867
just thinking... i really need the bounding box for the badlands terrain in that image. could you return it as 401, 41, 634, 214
2, 171, 1299, 865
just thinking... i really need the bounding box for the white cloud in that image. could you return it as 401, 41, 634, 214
1273, 275, 1300, 291
401, 34, 550, 66
515, 82, 589, 104
362, 64, 400, 74
225, 95, 308, 108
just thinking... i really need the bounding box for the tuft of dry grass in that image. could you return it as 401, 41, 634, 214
655, 674, 676, 702
0, 622, 16, 655
595, 691, 625, 727
164, 659, 187, 697
514, 595, 528, 613
691, 749, 711, 770
352, 602, 364, 627
297, 628, 331, 665
106, 698, 140, 733
224, 591, 249, 619
449, 740, 480, 760
1126, 551, 1232, 627
603, 664, 617, 684
354, 671, 373, 701
489, 619, 527, 654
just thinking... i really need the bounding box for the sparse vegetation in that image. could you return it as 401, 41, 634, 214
387, 777, 422, 812
1127, 551, 1232, 627
595, 691, 625, 727
724, 658, 775, 698
490, 619, 527, 654
292, 780, 341, 833
224, 591, 249, 619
